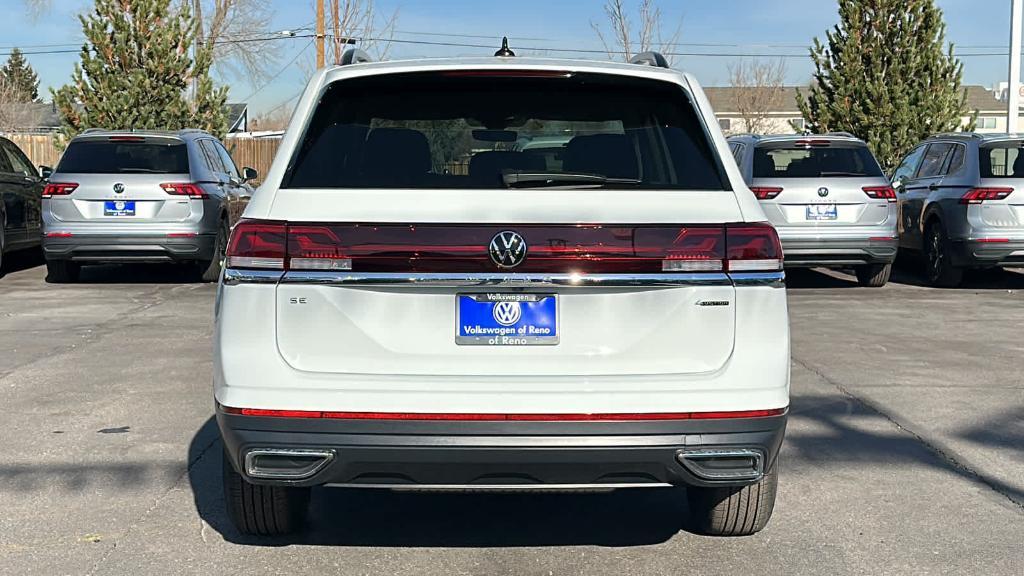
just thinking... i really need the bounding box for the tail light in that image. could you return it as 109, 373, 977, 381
725, 223, 783, 272
863, 185, 896, 202
225, 220, 287, 269
226, 221, 783, 274
160, 183, 208, 199
750, 186, 783, 200
960, 187, 1013, 204
42, 182, 78, 198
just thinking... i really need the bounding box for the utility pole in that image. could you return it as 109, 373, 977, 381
1009, 0, 1022, 132
193, 0, 203, 101
316, 0, 326, 69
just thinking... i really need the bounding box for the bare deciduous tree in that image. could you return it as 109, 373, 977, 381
0, 77, 43, 132
726, 59, 789, 134
329, 0, 398, 63
591, 0, 682, 64
197, 0, 279, 85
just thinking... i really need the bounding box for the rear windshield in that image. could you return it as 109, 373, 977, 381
285, 72, 727, 190
57, 139, 189, 174
980, 142, 1024, 178
753, 143, 883, 178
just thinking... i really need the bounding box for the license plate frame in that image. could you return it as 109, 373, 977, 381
806, 204, 837, 221
456, 293, 558, 346
104, 200, 136, 216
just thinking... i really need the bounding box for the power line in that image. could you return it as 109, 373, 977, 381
238, 39, 314, 103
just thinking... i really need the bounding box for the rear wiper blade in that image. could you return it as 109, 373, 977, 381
117, 168, 166, 173
502, 171, 642, 189
819, 171, 867, 177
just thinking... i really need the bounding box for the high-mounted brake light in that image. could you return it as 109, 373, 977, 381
160, 183, 208, 199
440, 70, 574, 78
42, 182, 78, 198
108, 136, 146, 142
750, 186, 783, 200
961, 187, 1013, 204
863, 185, 897, 202
793, 139, 831, 147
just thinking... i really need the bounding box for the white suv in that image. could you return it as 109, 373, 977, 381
215, 47, 790, 537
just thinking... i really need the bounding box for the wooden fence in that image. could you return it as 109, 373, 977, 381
2, 132, 284, 186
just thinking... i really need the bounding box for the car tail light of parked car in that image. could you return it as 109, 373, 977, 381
960, 187, 1013, 204
160, 182, 208, 199
862, 185, 897, 202
41, 182, 78, 198
750, 186, 783, 200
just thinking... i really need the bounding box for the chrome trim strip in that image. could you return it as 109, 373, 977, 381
324, 482, 673, 491
729, 271, 786, 286
244, 448, 336, 480
279, 271, 734, 287
223, 268, 285, 286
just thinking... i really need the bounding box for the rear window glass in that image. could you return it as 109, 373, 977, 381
57, 139, 189, 174
285, 72, 727, 190
753, 144, 883, 178
980, 143, 1024, 177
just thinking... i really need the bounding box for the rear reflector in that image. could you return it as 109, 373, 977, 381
46, 231, 73, 238
42, 182, 78, 198
975, 238, 1010, 243
221, 406, 787, 421
167, 232, 198, 238
961, 187, 1013, 204
863, 185, 897, 202
160, 182, 208, 199
749, 186, 783, 200
226, 221, 782, 274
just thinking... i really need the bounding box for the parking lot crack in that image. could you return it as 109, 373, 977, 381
792, 355, 1024, 513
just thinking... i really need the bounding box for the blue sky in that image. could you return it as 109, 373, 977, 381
0, 0, 1016, 115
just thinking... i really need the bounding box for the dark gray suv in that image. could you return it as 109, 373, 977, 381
891, 133, 1024, 287
42, 129, 257, 283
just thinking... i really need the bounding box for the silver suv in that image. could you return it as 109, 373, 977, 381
41, 129, 256, 282
728, 133, 897, 286
891, 133, 1024, 287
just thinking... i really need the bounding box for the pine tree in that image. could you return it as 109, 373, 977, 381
1, 48, 41, 102
52, 0, 228, 141
797, 0, 974, 172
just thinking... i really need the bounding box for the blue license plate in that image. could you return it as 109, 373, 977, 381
104, 200, 135, 216
457, 294, 558, 345
806, 204, 837, 221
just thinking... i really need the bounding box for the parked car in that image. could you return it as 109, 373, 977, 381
215, 49, 790, 538
891, 132, 1024, 287
728, 133, 897, 287
41, 129, 257, 283
0, 135, 45, 274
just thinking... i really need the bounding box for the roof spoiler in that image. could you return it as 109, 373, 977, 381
629, 52, 670, 69
340, 48, 372, 66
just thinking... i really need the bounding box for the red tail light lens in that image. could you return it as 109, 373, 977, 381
725, 223, 783, 272
160, 183, 208, 199
961, 187, 1013, 204
288, 225, 353, 270
42, 182, 78, 198
226, 220, 287, 269
863, 185, 896, 202
750, 186, 783, 200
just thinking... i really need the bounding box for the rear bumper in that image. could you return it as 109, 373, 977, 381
218, 408, 787, 489
43, 234, 216, 263
778, 231, 898, 267
949, 239, 1024, 268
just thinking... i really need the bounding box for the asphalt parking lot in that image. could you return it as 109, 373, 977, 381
1, 253, 1022, 576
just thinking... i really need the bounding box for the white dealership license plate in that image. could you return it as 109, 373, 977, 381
456, 293, 558, 345
806, 204, 837, 221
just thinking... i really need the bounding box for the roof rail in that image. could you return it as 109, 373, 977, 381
826, 131, 857, 138
340, 48, 372, 66
629, 52, 670, 69
929, 132, 983, 139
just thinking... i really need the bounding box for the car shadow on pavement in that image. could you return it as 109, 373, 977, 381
187, 417, 689, 548
75, 263, 205, 284
0, 247, 43, 277
784, 265, 1024, 290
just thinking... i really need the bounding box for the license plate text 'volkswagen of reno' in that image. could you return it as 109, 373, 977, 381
456, 294, 558, 346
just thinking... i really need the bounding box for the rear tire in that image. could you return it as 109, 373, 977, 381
687, 461, 778, 536
925, 223, 963, 288
198, 221, 229, 283
45, 260, 80, 283
855, 263, 892, 287
222, 450, 311, 536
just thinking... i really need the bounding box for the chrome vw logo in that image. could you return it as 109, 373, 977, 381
113, 183, 125, 194
817, 187, 829, 198
492, 301, 522, 326
488, 231, 527, 268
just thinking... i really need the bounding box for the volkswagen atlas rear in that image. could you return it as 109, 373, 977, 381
215, 54, 790, 537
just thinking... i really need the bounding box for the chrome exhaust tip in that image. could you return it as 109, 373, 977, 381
676, 448, 764, 482
243, 448, 335, 480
